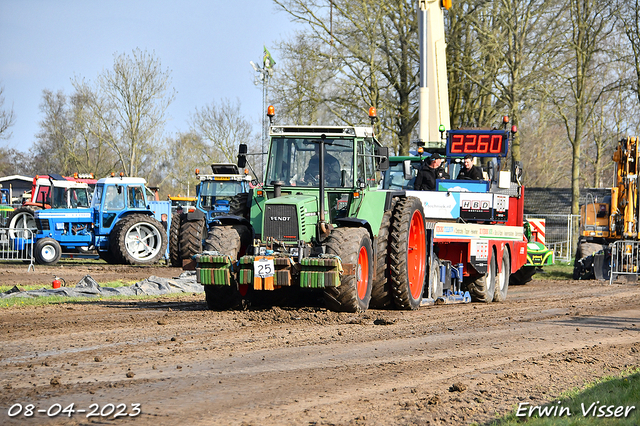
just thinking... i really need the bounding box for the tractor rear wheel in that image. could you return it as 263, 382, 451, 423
169, 213, 182, 267
8, 206, 39, 239
202, 224, 252, 310
179, 218, 207, 260
323, 227, 373, 312
467, 251, 497, 302
111, 214, 168, 265
34, 237, 62, 265
389, 197, 427, 310
494, 249, 510, 302
370, 206, 394, 308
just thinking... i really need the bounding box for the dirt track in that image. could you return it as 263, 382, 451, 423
0, 266, 639, 425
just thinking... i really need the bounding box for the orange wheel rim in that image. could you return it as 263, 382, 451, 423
407, 210, 426, 299
357, 245, 369, 300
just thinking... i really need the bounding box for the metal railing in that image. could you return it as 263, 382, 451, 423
524, 214, 580, 263
609, 240, 640, 284
0, 228, 34, 271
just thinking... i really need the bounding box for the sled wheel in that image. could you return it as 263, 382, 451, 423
494, 249, 510, 302
467, 249, 497, 303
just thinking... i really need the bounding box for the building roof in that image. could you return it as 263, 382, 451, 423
0, 175, 33, 183
524, 187, 610, 215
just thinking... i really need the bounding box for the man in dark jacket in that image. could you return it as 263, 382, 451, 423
414, 153, 449, 190
456, 154, 483, 180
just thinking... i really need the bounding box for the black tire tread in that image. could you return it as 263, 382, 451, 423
323, 227, 372, 313
370, 202, 395, 308
229, 192, 250, 218
169, 213, 182, 267
179, 218, 206, 259
389, 197, 426, 310
112, 214, 168, 265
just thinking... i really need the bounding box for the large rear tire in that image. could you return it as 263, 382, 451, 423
179, 218, 207, 259
169, 213, 182, 267
111, 214, 168, 265
323, 227, 373, 313
8, 206, 39, 239
494, 249, 510, 302
34, 237, 62, 265
389, 197, 427, 310
370, 205, 395, 308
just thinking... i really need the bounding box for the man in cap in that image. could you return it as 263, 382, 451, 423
456, 154, 483, 180
414, 153, 449, 191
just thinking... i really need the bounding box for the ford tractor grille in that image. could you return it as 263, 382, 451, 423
36, 219, 50, 231
264, 205, 298, 241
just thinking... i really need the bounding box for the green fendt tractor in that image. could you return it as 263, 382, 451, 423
198, 107, 428, 312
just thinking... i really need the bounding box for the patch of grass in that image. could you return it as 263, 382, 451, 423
487, 367, 640, 425
532, 262, 574, 281
0, 280, 145, 308
0, 292, 201, 308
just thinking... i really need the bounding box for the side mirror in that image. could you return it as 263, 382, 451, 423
403, 160, 412, 180
237, 144, 248, 169
376, 146, 389, 171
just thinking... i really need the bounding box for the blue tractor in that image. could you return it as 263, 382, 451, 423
169, 153, 253, 267
33, 176, 170, 265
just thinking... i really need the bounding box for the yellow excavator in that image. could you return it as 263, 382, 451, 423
574, 136, 640, 281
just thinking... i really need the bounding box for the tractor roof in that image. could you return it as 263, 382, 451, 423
270, 125, 380, 144
35, 177, 89, 189
97, 177, 147, 185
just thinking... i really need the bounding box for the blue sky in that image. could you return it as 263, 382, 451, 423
0, 0, 300, 152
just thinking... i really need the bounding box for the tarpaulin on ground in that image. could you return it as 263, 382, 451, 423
0, 272, 203, 299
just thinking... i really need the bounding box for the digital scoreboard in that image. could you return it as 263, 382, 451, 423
446, 130, 509, 157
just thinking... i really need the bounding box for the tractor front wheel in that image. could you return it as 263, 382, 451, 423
111, 214, 168, 265
202, 224, 252, 310
323, 227, 373, 313
34, 237, 62, 265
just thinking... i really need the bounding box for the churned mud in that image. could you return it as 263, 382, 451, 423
0, 267, 638, 425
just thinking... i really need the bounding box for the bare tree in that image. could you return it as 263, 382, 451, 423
273, 0, 419, 155
74, 49, 175, 178
190, 98, 257, 164
157, 132, 206, 196
0, 85, 16, 140
543, 0, 616, 214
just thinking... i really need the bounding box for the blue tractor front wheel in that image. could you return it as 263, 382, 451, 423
34, 237, 62, 265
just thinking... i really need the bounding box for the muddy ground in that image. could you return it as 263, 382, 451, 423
0, 264, 639, 425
